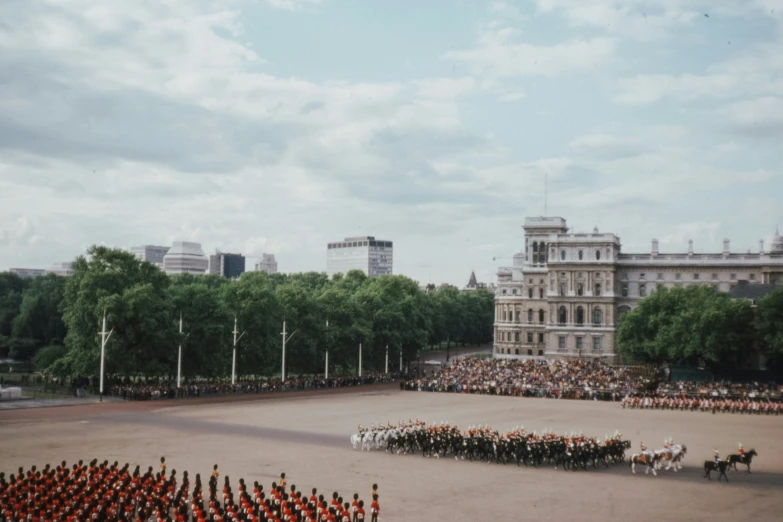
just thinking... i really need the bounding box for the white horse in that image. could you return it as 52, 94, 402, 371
655, 444, 687, 471
350, 433, 362, 450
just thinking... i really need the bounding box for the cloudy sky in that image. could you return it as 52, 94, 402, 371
1, 0, 782, 285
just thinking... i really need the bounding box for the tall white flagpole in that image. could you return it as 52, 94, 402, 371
232, 316, 238, 385
281, 320, 287, 381
99, 309, 113, 399
385, 345, 389, 374
177, 313, 183, 388
325, 320, 329, 379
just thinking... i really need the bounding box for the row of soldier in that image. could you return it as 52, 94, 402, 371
352, 420, 631, 471
622, 395, 782, 414
0, 458, 380, 522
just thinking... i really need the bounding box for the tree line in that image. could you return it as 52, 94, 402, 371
617, 285, 783, 372
0, 246, 494, 378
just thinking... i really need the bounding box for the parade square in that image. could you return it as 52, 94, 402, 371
2, 385, 782, 522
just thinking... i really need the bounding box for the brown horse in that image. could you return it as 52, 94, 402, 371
726, 449, 757, 473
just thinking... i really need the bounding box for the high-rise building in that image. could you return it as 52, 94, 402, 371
47, 262, 74, 277
493, 216, 783, 362
7, 268, 46, 279
209, 251, 246, 279
162, 242, 209, 275
326, 236, 393, 277
130, 245, 170, 267
255, 254, 278, 274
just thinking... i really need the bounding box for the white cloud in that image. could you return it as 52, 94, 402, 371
445, 25, 615, 78
498, 91, 526, 101
0, 0, 780, 284
614, 43, 783, 105
715, 97, 783, 135
490, 1, 525, 19
261, 0, 322, 11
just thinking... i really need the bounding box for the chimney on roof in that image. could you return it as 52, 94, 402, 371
723, 238, 730, 257
688, 239, 693, 255
651, 239, 659, 256
760, 239, 765, 254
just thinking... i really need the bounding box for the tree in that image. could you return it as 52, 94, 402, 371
0, 272, 27, 357
756, 289, 783, 371
617, 286, 755, 370
167, 281, 230, 379
12, 273, 67, 350
220, 273, 281, 378
59, 246, 171, 376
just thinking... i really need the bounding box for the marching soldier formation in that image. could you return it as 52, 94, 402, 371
0, 459, 378, 522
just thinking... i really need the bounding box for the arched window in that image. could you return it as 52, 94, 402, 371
561, 250, 566, 260
560, 283, 567, 296
533, 242, 538, 252
595, 283, 601, 296
593, 307, 603, 325
596, 250, 601, 260
577, 283, 583, 296
559, 306, 567, 324
528, 309, 533, 322
515, 311, 521, 322
576, 306, 585, 325
539, 309, 545, 323
578, 250, 583, 260
539, 288, 544, 299
528, 288, 533, 298
503, 310, 507, 321
639, 284, 647, 297
540, 243, 546, 262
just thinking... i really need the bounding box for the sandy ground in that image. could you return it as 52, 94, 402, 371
1, 387, 782, 522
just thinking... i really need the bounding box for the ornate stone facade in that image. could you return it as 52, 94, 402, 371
494, 217, 783, 362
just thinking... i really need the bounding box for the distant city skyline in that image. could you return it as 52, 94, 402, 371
1, 1, 781, 285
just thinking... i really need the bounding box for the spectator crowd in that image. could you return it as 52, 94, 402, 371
402, 359, 641, 400
0, 459, 380, 521
402, 358, 783, 405
108, 372, 397, 401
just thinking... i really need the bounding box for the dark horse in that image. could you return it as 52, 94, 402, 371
704, 460, 730, 482
726, 449, 758, 473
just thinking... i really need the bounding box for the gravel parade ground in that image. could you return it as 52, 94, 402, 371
2, 385, 782, 522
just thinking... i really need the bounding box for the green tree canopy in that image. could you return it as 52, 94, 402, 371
756, 288, 783, 371
617, 286, 755, 370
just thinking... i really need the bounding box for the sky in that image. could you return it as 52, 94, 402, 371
1, 0, 782, 286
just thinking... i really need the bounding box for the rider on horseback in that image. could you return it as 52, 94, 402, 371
714, 449, 720, 463
738, 443, 745, 462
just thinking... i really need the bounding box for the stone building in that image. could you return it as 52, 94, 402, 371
494, 217, 783, 362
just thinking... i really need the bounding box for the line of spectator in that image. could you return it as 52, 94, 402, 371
401, 358, 783, 403
108, 372, 398, 401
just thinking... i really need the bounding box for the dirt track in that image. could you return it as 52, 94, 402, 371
2, 388, 782, 522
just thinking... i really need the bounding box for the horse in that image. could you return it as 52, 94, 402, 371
726, 449, 757, 473
704, 460, 730, 482
350, 433, 362, 451
630, 452, 661, 475
655, 444, 687, 472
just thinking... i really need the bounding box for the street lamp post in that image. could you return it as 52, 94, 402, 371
98, 309, 114, 401
325, 320, 329, 380
385, 345, 389, 374
358, 343, 362, 377
281, 321, 297, 381
231, 316, 246, 385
